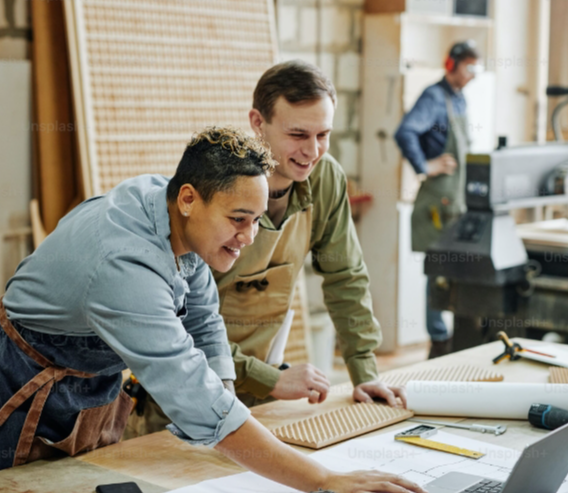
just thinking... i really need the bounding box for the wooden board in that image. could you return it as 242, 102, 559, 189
272, 402, 413, 449
379, 365, 504, 387
284, 269, 312, 365
549, 367, 568, 384
32, 0, 83, 234
365, 0, 406, 14
64, 0, 277, 196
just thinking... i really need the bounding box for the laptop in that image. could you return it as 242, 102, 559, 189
425, 422, 568, 493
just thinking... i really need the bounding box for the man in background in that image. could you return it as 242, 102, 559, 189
395, 41, 480, 358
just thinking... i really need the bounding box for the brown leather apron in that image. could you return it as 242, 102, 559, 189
0, 299, 133, 467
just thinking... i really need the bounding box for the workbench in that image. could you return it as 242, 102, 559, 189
0, 338, 561, 493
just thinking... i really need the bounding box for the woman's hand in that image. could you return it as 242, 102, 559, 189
321, 471, 429, 493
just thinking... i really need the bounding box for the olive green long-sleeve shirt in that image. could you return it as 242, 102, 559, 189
216, 154, 382, 398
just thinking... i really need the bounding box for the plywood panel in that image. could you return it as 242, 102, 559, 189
32, 0, 82, 233
284, 269, 312, 365
365, 0, 405, 14
359, 15, 403, 352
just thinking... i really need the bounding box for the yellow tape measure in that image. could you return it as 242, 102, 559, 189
395, 425, 485, 460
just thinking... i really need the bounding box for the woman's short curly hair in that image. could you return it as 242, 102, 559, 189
167, 126, 277, 203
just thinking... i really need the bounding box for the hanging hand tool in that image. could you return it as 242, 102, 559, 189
122, 374, 147, 416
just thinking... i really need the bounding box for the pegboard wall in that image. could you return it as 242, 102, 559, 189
64, 0, 277, 196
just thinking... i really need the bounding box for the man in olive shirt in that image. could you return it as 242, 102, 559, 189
215, 60, 404, 407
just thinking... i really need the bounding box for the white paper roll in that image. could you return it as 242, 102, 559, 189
406, 381, 568, 419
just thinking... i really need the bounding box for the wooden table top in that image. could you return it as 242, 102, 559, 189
0, 338, 560, 493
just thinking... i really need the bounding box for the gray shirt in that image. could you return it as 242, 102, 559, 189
4, 174, 250, 446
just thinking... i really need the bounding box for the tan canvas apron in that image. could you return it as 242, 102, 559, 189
411, 93, 470, 252
214, 204, 313, 364
0, 299, 132, 467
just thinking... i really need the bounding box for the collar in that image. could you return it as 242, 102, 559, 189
440, 77, 460, 97
149, 182, 199, 277
261, 177, 313, 230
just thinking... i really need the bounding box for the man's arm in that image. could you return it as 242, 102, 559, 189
230, 340, 280, 398
231, 341, 330, 403
312, 170, 380, 385
394, 91, 440, 174
311, 160, 406, 405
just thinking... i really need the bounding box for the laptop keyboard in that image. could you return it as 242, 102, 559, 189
463, 479, 504, 493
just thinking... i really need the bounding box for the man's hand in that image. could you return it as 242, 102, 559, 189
353, 380, 407, 408
426, 153, 457, 177
269, 363, 330, 404
322, 471, 428, 493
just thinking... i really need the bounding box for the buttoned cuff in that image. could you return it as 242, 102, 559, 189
167, 389, 250, 447
346, 356, 379, 387
235, 358, 281, 399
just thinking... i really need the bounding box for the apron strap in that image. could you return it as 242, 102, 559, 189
444, 93, 456, 128
0, 299, 54, 368
0, 297, 96, 466
444, 92, 471, 151
12, 376, 55, 466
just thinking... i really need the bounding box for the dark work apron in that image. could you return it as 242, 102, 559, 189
411, 93, 470, 252
0, 298, 132, 469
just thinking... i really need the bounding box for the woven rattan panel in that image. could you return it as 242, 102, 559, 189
65, 0, 276, 196
272, 403, 413, 449
549, 367, 568, 384
378, 365, 504, 387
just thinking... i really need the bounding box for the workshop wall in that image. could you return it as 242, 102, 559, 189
0, 0, 29, 59
0, 0, 32, 291
548, 0, 568, 138
275, 0, 364, 179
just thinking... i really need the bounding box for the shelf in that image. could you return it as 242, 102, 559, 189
400, 64, 495, 75
401, 12, 494, 28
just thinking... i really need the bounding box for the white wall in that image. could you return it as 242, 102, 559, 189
0, 60, 32, 290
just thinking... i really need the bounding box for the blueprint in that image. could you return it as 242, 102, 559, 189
169, 429, 568, 493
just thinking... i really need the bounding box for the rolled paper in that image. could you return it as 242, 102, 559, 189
406, 381, 568, 419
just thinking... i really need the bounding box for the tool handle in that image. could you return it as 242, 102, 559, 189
496, 331, 514, 348
470, 424, 493, 433
492, 351, 510, 364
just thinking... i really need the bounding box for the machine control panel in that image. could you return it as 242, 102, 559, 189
455, 213, 489, 243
